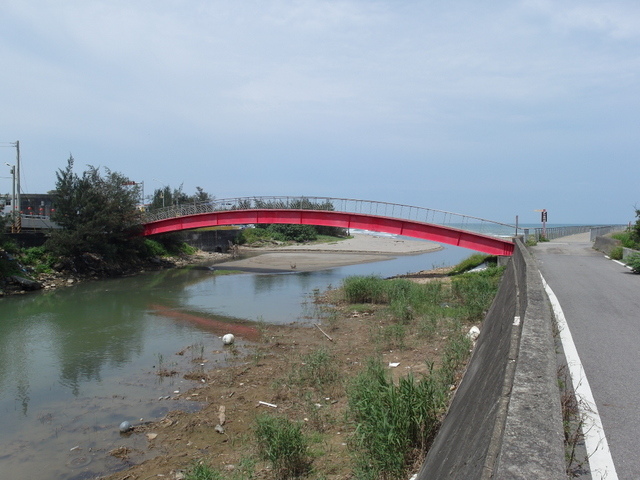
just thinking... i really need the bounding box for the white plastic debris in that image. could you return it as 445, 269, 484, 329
222, 333, 235, 345
467, 326, 480, 341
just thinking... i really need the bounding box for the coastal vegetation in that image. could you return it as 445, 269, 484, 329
610, 208, 640, 272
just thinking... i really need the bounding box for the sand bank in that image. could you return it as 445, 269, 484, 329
214, 234, 442, 272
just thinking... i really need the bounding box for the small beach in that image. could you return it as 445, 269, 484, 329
214, 233, 443, 272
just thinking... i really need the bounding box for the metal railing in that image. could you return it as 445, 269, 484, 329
142, 196, 521, 238
523, 225, 629, 243
589, 225, 629, 242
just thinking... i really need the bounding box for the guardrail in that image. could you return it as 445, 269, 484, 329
142, 196, 520, 238
524, 225, 628, 243
590, 225, 629, 241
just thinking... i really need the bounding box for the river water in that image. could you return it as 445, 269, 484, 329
0, 242, 473, 480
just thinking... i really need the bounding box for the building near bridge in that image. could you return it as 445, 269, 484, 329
2, 193, 58, 233
3, 193, 56, 217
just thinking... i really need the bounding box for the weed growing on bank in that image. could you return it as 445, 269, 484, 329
342, 264, 503, 328
611, 231, 640, 250
254, 414, 311, 479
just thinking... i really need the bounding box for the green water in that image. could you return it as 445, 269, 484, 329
0, 267, 262, 480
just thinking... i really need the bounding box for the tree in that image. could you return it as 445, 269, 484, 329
632, 207, 640, 244
149, 185, 213, 210
193, 186, 213, 203
46, 156, 144, 262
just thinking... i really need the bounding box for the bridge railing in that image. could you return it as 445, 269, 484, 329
523, 224, 629, 242
142, 196, 520, 238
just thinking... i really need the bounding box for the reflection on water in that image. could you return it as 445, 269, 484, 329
149, 304, 261, 341
0, 244, 472, 479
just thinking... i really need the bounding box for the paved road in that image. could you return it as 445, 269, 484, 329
532, 234, 640, 479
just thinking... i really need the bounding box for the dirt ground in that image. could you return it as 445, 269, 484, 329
98, 235, 463, 480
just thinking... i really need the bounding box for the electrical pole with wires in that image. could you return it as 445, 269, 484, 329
1, 140, 21, 232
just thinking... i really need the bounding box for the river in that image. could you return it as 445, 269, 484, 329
0, 243, 473, 480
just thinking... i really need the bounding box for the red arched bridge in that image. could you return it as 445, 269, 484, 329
142, 196, 518, 256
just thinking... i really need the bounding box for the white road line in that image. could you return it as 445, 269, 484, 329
541, 274, 618, 480
603, 255, 632, 270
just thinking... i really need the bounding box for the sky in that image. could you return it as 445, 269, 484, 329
1, 0, 638, 225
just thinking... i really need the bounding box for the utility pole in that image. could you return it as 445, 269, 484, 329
14, 141, 21, 232
5, 163, 16, 231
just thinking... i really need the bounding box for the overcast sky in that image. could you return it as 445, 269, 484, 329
1, 1, 638, 224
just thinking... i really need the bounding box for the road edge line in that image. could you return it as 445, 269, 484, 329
540, 274, 619, 480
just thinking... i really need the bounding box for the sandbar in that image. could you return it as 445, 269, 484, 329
213, 234, 442, 272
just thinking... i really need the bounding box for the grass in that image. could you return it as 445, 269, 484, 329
338, 256, 503, 479
609, 246, 624, 260
293, 347, 340, 389
447, 253, 495, 274
342, 264, 503, 328
627, 253, 640, 273
611, 231, 640, 250
185, 462, 224, 480
347, 357, 448, 480
347, 328, 473, 480
254, 414, 311, 479
342, 275, 388, 304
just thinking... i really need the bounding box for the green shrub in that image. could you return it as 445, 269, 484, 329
0, 236, 19, 253
254, 414, 310, 479
184, 462, 223, 480
627, 254, 640, 274
632, 207, 640, 245
611, 231, 638, 249
20, 246, 55, 274
296, 348, 339, 388
450, 267, 504, 321
237, 227, 272, 245
381, 323, 407, 349
143, 238, 169, 257
267, 224, 317, 243
179, 242, 197, 255
348, 357, 446, 479
449, 254, 495, 274
609, 246, 623, 260
388, 298, 414, 324
438, 327, 473, 386
342, 275, 387, 304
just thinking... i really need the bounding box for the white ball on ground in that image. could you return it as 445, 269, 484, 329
222, 333, 235, 345
119, 421, 132, 433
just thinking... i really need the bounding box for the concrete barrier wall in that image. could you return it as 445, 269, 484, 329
593, 235, 621, 256
622, 247, 640, 261
417, 239, 565, 479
